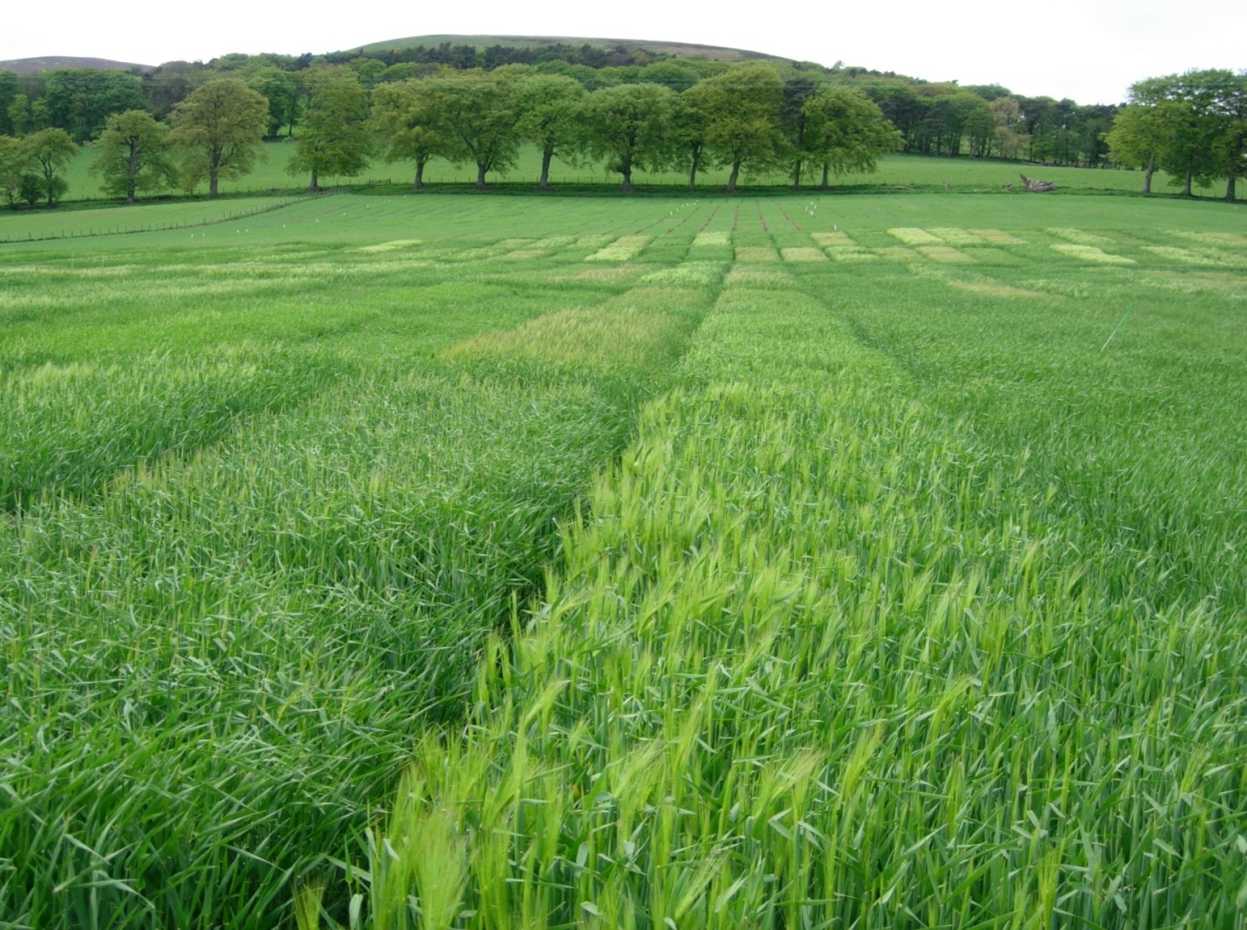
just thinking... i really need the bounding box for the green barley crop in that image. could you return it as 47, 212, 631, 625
1, 190, 1245, 929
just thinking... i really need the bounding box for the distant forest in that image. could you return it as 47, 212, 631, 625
0, 40, 1117, 168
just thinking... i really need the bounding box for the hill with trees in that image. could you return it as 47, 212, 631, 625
0, 56, 152, 75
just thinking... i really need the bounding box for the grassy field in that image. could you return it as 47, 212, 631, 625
1, 188, 1245, 929
42, 143, 1204, 206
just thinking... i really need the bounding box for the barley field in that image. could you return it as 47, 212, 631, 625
1, 189, 1245, 929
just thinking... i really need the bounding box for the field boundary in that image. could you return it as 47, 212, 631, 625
0, 195, 316, 245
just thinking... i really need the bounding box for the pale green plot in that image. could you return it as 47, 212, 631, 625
780, 247, 828, 262
888, 227, 943, 245
1051, 243, 1135, 264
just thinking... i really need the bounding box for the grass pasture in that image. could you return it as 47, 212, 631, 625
0, 188, 1245, 929
45, 144, 1204, 205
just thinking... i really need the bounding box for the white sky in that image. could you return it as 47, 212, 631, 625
2, 0, 1243, 105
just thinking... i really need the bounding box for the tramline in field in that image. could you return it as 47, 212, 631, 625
1, 191, 1245, 929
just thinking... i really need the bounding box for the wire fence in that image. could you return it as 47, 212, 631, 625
0, 197, 311, 244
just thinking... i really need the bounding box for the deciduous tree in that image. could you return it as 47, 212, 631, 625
584, 82, 676, 192
22, 127, 77, 206
90, 109, 177, 204
43, 69, 146, 142
1106, 102, 1176, 194
0, 134, 30, 208
673, 90, 713, 190
517, 74, 586, 190
801, 87, 902, 189
691, 64, 785, 192
167, 79, 268, 198
247, 66, 300, 138
287, 67, 372, 191
439, 69, 527, 189
372, 78, 453, 189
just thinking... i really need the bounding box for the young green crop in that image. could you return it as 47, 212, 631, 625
1, 190, 1245, 929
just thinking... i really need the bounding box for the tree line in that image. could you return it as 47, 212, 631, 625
0, 49, 1125, 171
1, 45, 1243, 206
1106, 70, 1247, 202
0, 63, 906, 206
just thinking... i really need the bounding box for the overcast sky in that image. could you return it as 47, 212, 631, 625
3, 0, 1243, 105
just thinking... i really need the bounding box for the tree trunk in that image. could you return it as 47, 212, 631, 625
1182, 157, 1193, 197
1227, 174, 1238, 202
209, 170, 219, 199
309, 169, 319, 193
820, 162, 830, 191
539, 149, 553, 190
127, 146, 138, 205
414, 159, 425, 189
727, 160, 741, 193
620, 153, 632, 192
688, 153, 699, 190
475, 163, 487, 190
793, 158, 802, 192
1142, 152, 1154, 195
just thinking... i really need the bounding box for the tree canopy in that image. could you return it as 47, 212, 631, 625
91, 109, 177, 203
584, 83, 677, 191
166, 79, 268, 198
286, 67, 372, 191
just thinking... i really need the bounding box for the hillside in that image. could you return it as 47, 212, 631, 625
355, 34, 779, 62
0, 56, 152, 74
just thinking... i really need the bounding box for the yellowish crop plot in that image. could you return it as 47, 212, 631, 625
824, 246, 879, 262
927, 227, 988, 246
693, 231, 731, 247
1047, 227, 1117, 247
916, 245, 974, 263
734, 245, 780, 262
780, 246, 828, 262
948, 280, 1048, 298
533, 235, 578, 249
723, 266, 794, 288
442, 287, 701, 370
1136, 270, 1247, 300
356, 239, 422, 252
586, 235, 653, 261
575, 234, 614, 248
1051, 243, 1136, 264
502, 249, 549, 260
968, 228, 1027, 245
1170, 230, 1247, 247
1140, 245, 1227, 266
640, 262, 726, 286
888, 227, 943, 245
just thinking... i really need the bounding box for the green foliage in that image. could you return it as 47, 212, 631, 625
21, 127, 77, 206
167, 79, 269, 198
437, 69, 528, 188
286, 67, 372, 191
372, 78, 454, 189
802, 85, 903, 187
689, 64, 786, 191
584, 82, 677, 190
1121, 70, 1247, 200
90, 109, 177, 203
42, 68, 146, 142
516, 73, 587, 189
247, 65, 301, 137
0, 133, 28, 207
